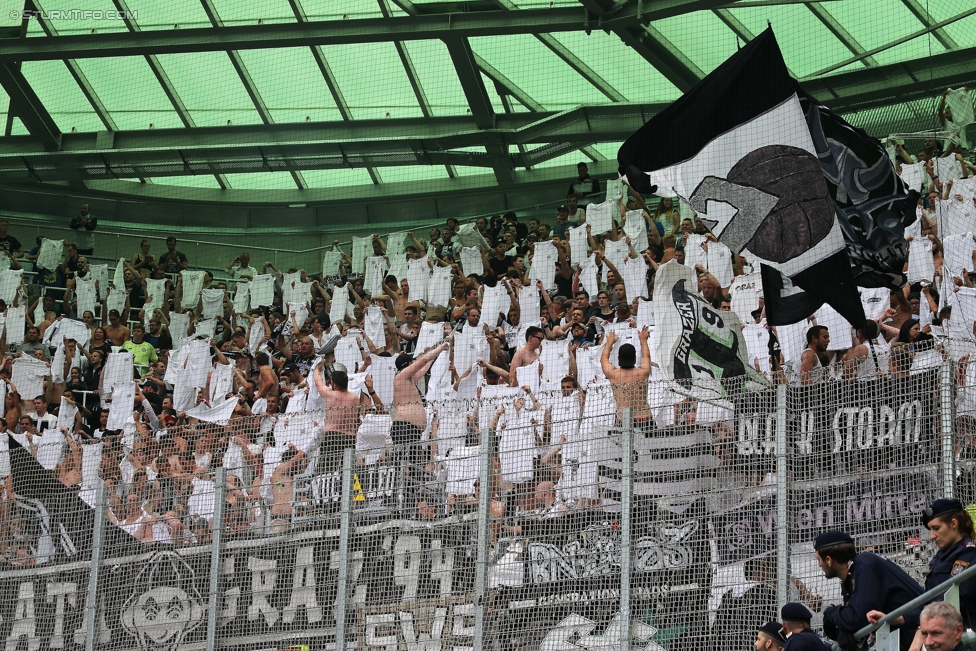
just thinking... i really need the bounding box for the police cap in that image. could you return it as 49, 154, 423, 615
813, 530, 854, 551
922, 498, 965, 528
759, 621, 788, 645
781, 602, 813, 621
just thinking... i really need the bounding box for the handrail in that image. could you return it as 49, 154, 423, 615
830, 560, 976, 650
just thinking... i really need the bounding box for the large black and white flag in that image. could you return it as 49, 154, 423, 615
618, 29, 869, 328
653, 261, 765, 396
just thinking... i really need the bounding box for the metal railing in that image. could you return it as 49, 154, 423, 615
1, 368, 972, 651
0, 187, 622, 277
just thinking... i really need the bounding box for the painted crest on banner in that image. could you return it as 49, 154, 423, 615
120, 551, 205, 650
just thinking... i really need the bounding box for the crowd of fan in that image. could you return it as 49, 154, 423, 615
0, 135, 973, 555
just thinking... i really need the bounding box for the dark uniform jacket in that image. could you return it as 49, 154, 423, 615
925, 537, 976, 629
823, 552, 923, 651
784, 628, 833, 651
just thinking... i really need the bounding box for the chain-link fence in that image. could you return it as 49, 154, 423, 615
0, 361, 965, 651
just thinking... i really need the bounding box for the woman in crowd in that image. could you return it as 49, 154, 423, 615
130, 239, 158, 278
652, 196, 682, 235
88, 327, 113, 357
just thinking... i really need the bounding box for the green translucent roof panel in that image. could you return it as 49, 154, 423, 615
123, 0, 212, 30
402, 41, 471, 116
472, 34, 611, 111
299, 0, 384, 21
20, 60, 105, 132
728, 6, 853, 78
155, 52, 265, 127
237, 48, 346, 123
301, 169, 377, 189
931, 0, 976, 49
547, 30, 682, 104
320, 43, 426, 120
223, 172, 308, 190
147, 175, 223, 188
208, 0, 297, 26
381, 166, 450, 184
655, 11, 739, 77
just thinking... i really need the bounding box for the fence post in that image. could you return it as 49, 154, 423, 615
335, 447, 355, 651
206, 466, 227, 651
775, 383, 789, 609
83, 482, 106, 651
473, 426, 493, 651
939, 359, 955, 497
620, 407, 634, 651
874, 622, 901, 651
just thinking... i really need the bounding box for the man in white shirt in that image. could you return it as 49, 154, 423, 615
29, 396, 58, 433
225, 252, 258, 280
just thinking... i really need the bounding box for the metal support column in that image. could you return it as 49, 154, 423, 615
620, 408, 634, 651
474, 426, 493, 651
775, 384, 789, 609
334, 448, 355, 651
84, 482, 106, 651
940, 360, 955, 497
206, 466, 227, 651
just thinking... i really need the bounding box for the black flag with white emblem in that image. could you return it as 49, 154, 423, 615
617, 29, 870, 328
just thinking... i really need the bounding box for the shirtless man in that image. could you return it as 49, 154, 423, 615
254, 352, 279, 399
270, 444, 306, 534
384, 275, 417, 322
391, 341, 451, 464
313, 367, 371, 471
600, 327, 652, 421
799, 325, 829, 385
103, 309, 130, 346
508, 326, 544, 387
887, 288, 913, 330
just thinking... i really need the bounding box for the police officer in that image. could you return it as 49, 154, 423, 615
921, 500, 976, 628
815, 530, 923, 651
781, 602, 832, 650
755, 621, 788, 650
867, 499, 976, 651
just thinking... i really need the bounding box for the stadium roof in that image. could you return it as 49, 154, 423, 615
1, 0, 975, 219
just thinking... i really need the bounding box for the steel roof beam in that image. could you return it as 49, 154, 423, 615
1, 112, 549, 151
29, 0, 153, 185
391, 0, 606, 167
468, 54, 605, 163
0, 103, 663, 181
805, 4, 976, 79
578, 0, 707, 92
13, 157, 627, 207
29, 0, 116, 132
803, 43, 976, 113
0, 6, 654, 63
712, 7, 754, 44
491, 0, 627, 103
444, 36, 513, 185
0, 62, 60, 151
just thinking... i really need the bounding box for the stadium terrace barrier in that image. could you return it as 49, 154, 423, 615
0, 365, 972, 651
